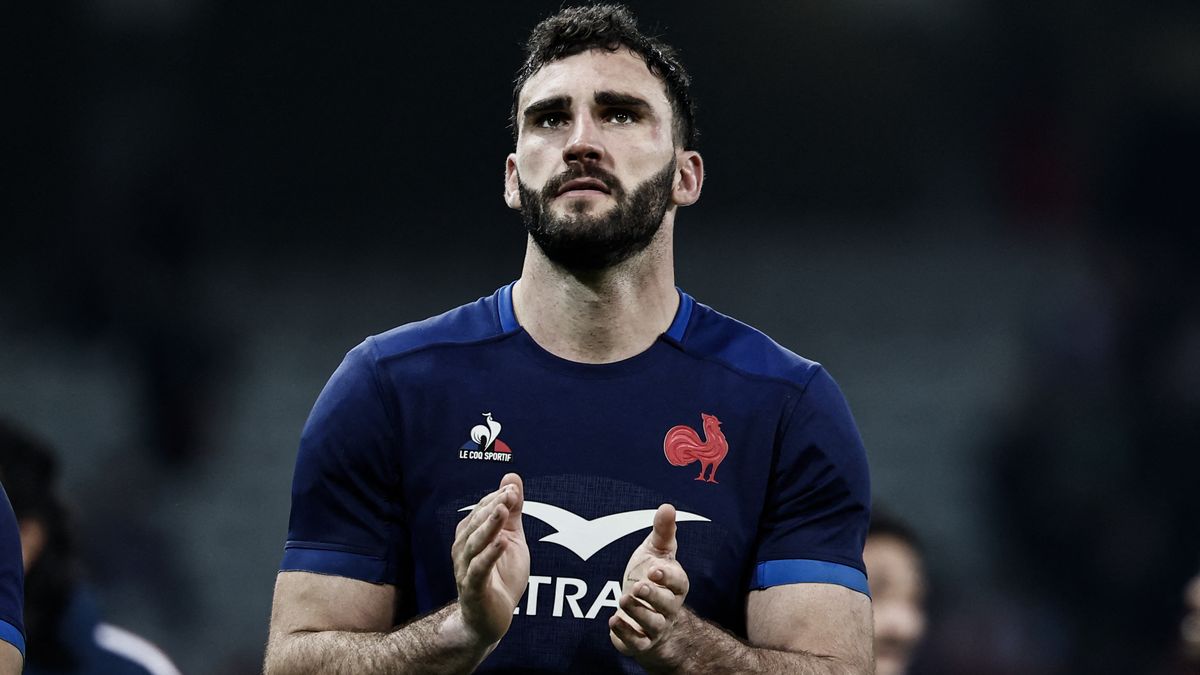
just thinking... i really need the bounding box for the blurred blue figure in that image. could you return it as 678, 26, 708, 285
0, 484, 25, 674
0, 421, 180, 675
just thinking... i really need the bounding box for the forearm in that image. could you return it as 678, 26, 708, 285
265, 602, 495, 675
643, 608, 867, 675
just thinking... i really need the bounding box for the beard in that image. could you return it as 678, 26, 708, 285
518, 158, 676, 272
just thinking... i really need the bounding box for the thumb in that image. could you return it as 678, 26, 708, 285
646, 503, 677, 556
499, 472, 525, 533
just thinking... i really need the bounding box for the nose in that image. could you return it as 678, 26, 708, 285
875, 601, 925, 643
562, 115, 604, 166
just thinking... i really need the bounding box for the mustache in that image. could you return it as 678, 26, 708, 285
541, 165, 624, 199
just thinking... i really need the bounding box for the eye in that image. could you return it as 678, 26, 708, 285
536, 113, 567, 129
608, 109, 638, 125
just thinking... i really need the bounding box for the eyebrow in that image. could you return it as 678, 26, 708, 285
593, 91, 652, 110
522, 96, 571, 121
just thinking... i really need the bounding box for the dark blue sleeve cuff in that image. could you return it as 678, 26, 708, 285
750, 559, 870, 598
281, 542, 391, 584
0, 619, 24, 658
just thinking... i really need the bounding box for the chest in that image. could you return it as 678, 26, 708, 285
393, 361, 789, 619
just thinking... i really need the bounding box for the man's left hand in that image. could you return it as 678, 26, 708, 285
609, 504, 690, 668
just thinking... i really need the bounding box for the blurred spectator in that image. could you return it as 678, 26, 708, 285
1178, 568, 1200, 674
0, 420, 180, 675
987, 93, 1200, 674
864, 508, 927, 675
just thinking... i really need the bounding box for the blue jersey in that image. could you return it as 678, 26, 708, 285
282, 284, 871, 673
23, 588, 180, 675
0, 484, 25, 660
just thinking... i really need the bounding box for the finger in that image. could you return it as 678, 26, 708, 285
633, 578, 681, 616
462, 503, 507, 563
620, 588, 668, 638
608, 622, 636, 656
646, 563, 689, 597
456, 485, 516, 538
645, 503, 677, 556
609, 630, 634, 657
464, 537, 507, 591
609, 613, 652, 654
456, 489, 500, 535
455, 498, 496, 547
498, 473, 524, 534
499, 472, 522, 493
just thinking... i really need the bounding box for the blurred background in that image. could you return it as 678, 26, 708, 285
3, 1, 1198, 672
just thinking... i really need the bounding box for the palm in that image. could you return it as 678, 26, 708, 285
622, 547, 659, 593
480, 524, 530, 629
453, 474, 531, 645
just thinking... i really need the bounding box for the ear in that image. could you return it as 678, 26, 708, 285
672, 150, 704, 207
504, 154, 522, 210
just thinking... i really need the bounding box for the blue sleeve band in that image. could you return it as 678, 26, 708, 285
0, 619, 24, 658
750, 559, 870, 598
281, 543, 390, 584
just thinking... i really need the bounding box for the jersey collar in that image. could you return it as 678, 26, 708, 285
497, 281, 693, 342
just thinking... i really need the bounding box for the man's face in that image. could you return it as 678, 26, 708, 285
505, 48, 700, 271
864, 534, 927, 675
1183, 570, 1200, 663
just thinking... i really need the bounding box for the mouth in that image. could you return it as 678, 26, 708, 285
874, 643, 911, 662
556, 178, 612, 197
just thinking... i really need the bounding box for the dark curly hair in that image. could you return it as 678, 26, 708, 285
868, 506, 924, 556
511, 4, 698, 150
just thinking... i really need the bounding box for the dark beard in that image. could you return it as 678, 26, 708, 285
518, 159, 676, 272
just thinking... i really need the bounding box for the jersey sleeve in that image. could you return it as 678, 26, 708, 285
0, 485, 25, 659
280, 338, 404, 584
750, 366, 871, 597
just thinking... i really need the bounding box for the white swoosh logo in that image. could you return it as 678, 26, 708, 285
458, 500, 710, 561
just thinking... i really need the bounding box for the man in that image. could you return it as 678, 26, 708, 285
863, 510, 927, 675
266, 4, 873, 673
0, 484, 24, 675
1180, 567, 1200, 672
0, 420, 181, 675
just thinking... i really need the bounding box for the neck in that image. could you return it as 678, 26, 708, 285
512, 224, 678, 364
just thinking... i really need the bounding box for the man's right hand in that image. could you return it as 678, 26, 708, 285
451, 472, 530, 647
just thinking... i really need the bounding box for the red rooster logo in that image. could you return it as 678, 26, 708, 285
663, 413, 729, 483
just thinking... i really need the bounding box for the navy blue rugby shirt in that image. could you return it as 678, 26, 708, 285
282, 283, 871, 673
0, 484, 25, 660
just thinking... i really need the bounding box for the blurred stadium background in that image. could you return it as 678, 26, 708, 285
3, 1, 1198, 672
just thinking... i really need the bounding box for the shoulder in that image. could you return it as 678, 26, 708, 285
674, 298, 823, 391
300, 287, 513, 439
365, 287, 511, 363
